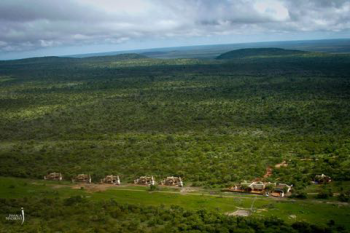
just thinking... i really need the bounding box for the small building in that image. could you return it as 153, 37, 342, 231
134, 176, 155, 185
225, 181, 265, 194
232, 184, 249, 192
72, 174, 91, 183
249, 182, 265, 191
161, 176, 183, 187
230, 185, 241, 191
224, 181, 291, 197
314, 174, 331, 184
44, 172, 63, 181
271, 183, 292, 197
100, 175, 120, 185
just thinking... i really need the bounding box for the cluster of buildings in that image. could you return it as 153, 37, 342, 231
224, 181, 293, 197
43, 173, 183, 187
133, 176, 183, 187
223, 174, 332, 198
44, 172, 331, 197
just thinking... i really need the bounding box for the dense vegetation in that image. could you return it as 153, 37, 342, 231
0, 50, 350, 191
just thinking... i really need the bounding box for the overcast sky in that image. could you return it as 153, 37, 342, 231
1, 0, 350, 59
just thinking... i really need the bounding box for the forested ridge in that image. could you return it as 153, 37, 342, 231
216, 48, 308, 59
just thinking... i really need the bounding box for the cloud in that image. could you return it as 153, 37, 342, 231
0, 0, 349, 53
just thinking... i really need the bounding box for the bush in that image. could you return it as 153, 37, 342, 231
64, 195, 87, 206
149, 185, 158, 191
317, 189, 333, 199
291, 191, 307, 199
317, 192, 329, 199
338, 193, 349, 202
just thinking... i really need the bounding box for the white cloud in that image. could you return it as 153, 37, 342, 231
0, 0, 349, 53
254, 0, 290, 21
0, 41, 7, 47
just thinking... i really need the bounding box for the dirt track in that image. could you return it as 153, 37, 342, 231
35, 181, 349, 206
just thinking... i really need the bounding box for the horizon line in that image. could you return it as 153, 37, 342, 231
1, 37, 350, 61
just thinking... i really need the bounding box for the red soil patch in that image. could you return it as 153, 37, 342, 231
263, 167, 273, 178
275, 161, 288, 168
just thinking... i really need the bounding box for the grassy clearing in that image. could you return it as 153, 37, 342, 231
0, 177, 349, 229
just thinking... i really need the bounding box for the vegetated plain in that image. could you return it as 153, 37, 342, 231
0, 47, 350, 232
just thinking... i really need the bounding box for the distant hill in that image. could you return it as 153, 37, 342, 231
216, 48, 308, 60
81, 53, 148, 62
0, 56, 76, 65
65, 39, 350, 60
0, 53, 148, 65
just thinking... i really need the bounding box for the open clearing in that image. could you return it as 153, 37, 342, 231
1, 177, 349, 230
226, 209, 251, 216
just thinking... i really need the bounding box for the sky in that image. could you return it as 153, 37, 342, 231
0, 0, 350, 59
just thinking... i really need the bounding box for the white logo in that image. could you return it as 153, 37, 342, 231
5, 207, 25, 225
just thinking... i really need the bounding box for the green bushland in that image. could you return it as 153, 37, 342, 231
1, 52, 350, 190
